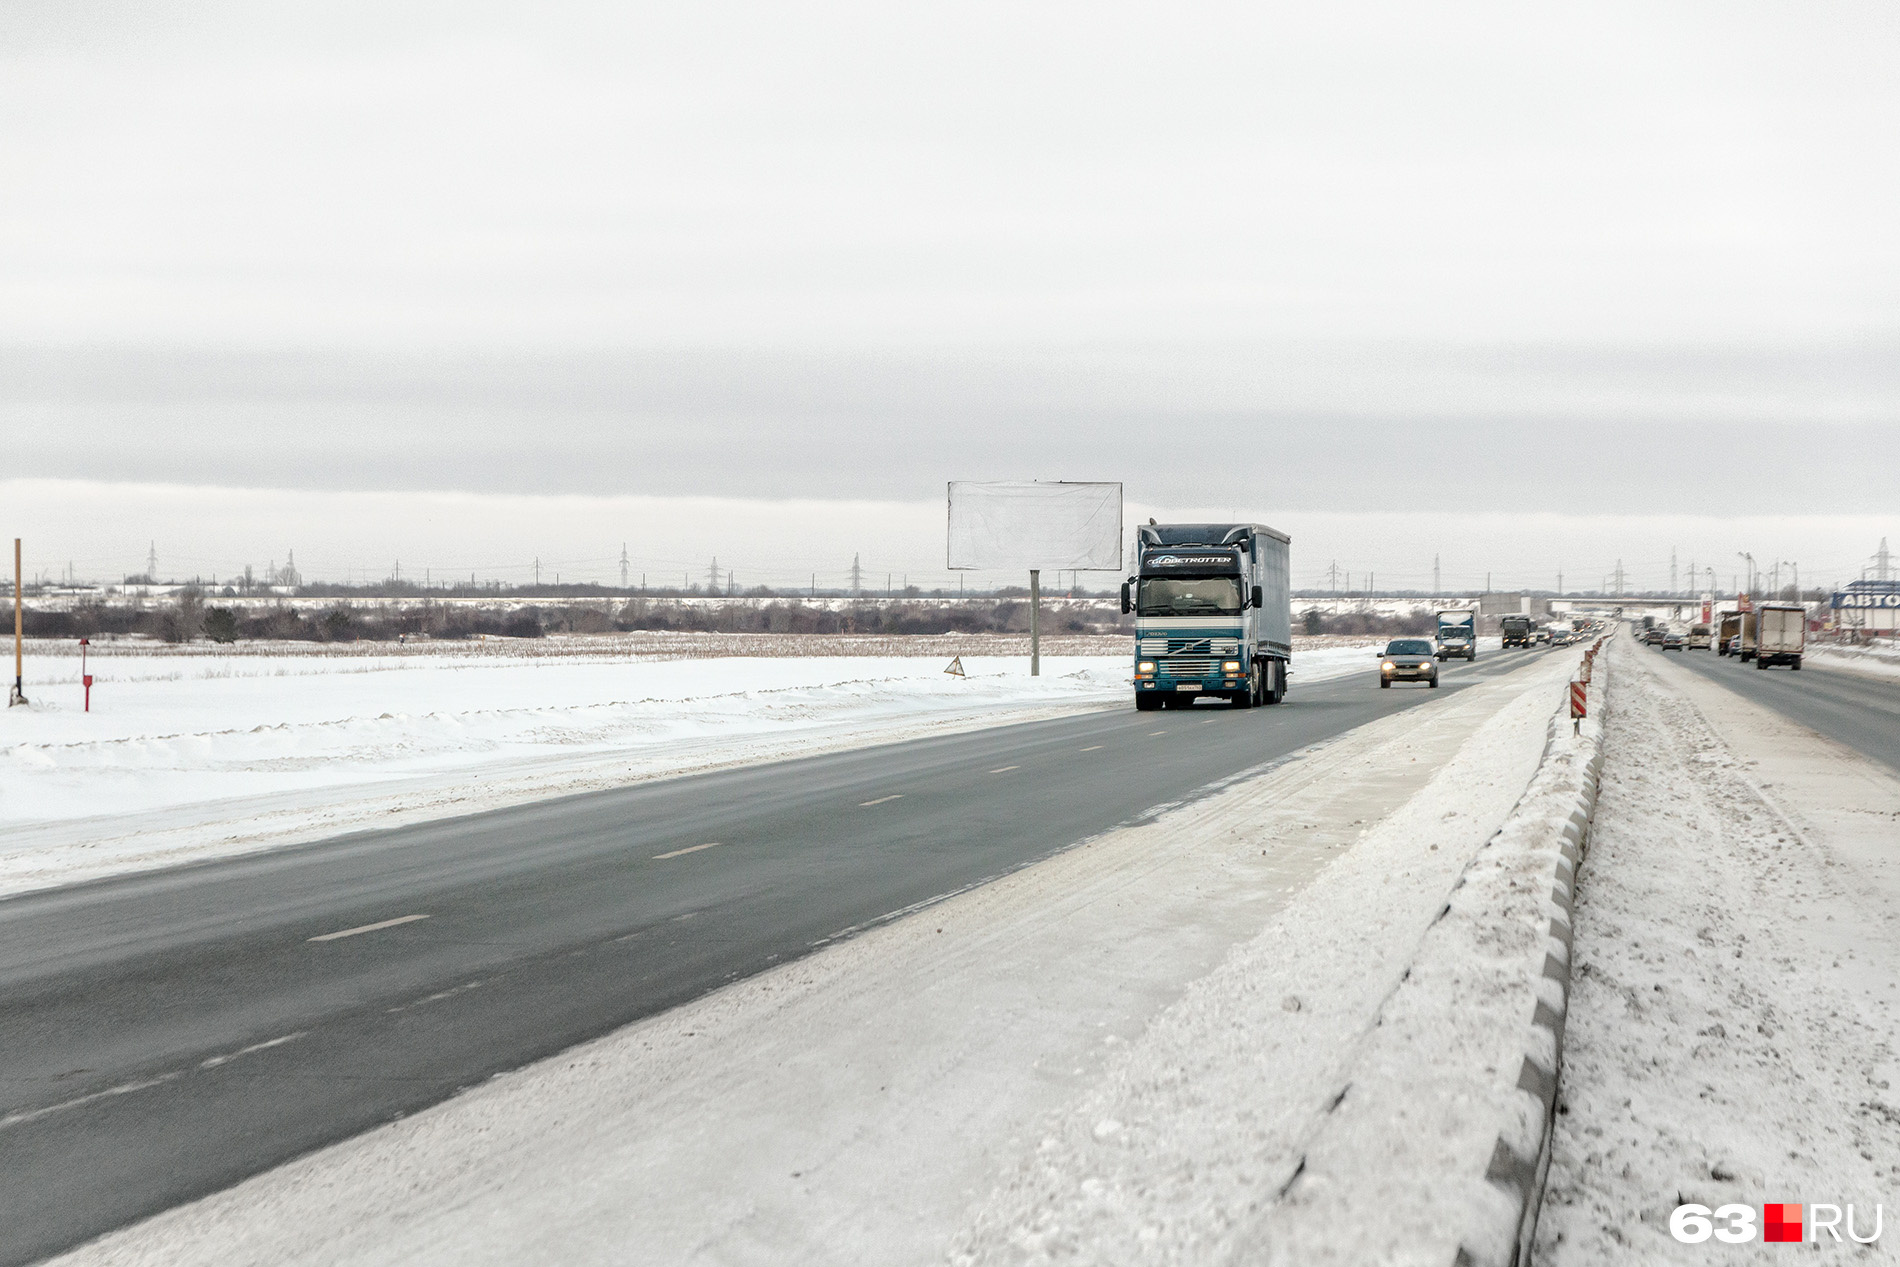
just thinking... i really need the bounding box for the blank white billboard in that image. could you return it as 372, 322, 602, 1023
946, 481, 1123, 571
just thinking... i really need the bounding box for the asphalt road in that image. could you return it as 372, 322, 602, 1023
1658, 645, 1900, 775
0, 646, 1552, 1266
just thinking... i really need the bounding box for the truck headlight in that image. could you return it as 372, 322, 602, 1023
1221, 660, 1241, 674
1137, 661, 1156, 673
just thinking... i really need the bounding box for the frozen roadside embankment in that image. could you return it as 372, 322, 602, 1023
1804, 640, 1900, 681
0, 642, 1379, 896
1537, 634, 1900, 1263
50, 653, 1574, 1267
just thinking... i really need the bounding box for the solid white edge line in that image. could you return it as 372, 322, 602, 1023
859, 795, 904, 807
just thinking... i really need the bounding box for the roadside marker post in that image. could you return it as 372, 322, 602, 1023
8, 538, 24, 708
1569, 679, 1587, 734
80, 638, 93, 712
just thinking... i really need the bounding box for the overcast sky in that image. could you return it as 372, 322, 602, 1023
3, 1, 1896, 588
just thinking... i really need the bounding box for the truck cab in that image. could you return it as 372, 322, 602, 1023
1500, 614, 1534, 648
1123, 523, 1291, 711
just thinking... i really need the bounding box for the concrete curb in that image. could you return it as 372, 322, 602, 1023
1254, 637, 1612, 1267
1457, 661, 1608, 1267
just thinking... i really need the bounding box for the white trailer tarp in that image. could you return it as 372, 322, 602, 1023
946, 481, 1123, 571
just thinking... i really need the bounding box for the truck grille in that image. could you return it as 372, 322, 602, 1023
1140, 637, 1239, 656
1163, 657, 1220, 677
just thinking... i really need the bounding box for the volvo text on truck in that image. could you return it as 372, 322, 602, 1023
1122, 523, 1292, 710
1754, 603, 1806, 670
1436, 608, 1478, 660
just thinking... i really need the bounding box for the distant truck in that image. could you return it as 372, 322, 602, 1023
1686, 623, 1712, 650
1716, 611, 1743, 656
1736, 611, 1760, 661
1123, 522, 1292, 710
1755, 603, 1806, 670
1436, 608, 1478, 660
1500, 614, 1534, 648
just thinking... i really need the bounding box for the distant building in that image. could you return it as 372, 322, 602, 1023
1830, 579, 1900, 635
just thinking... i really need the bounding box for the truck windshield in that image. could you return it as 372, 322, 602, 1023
1137, 576, 1242, 616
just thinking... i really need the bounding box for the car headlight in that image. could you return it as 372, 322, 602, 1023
1382, 660, 1395, 671
1221, 660, 1241, 674
1137, 660, 1156, 673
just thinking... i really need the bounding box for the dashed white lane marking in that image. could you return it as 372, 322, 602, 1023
1079, 745, 1104, 752
308, 913, 430, 943
1, 1030, 311, 1132
653, 842, 721, 860
1148, 730, 1168, 736
199, 1031, 309, 1069
859, 794, 904, 807
988, 765, 1020, 774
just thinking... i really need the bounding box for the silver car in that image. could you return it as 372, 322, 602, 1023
1379, 638, 1440, 688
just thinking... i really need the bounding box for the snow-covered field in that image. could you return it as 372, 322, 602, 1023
1537, 636, 1900, 1262
47, 645, 1582, 1266
0, 637, 1377, 895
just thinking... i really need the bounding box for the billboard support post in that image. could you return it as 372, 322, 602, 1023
1029, 570, 1041, 677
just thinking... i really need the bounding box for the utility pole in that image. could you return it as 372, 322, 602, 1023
1670, 547, 1677, 596
1329, 560, 1339, 594
1433, 554, 1440, 599
9, 539, 25, 706
1557, 569, 1563, 598
533, 557, 541, 587
620, 543, 630, 590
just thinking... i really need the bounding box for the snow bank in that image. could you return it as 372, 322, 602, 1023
1804, 640, 1900, 680
1536, 634, 1900, 1263
1258, 633, 1609, 1266
0, 642, 1376, 896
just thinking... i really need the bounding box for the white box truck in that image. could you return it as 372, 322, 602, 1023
1755, 603, 1806, 670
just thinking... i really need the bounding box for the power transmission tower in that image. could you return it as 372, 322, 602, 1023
1613, 560, 1625, 597
1670, 547, 1678, 596
533, 557, 541, 586
1433, 554, 1440, 599
146, 541, 158, 579
1877, 537, 1893, 582
620, 543, 630, 589
1328, 560, 1339, 594
1557, 569, 1563, 597
850, 554, 862, 595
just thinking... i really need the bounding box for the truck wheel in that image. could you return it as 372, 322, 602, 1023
1235, 664, 1258, 708
1265, 662, 1284, 704
1136, 694, 1162, 711
1792, 657, 1801, 670
1757, 656, 1768, 669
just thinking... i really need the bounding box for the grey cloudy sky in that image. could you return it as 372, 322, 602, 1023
3, 0, 1897, 586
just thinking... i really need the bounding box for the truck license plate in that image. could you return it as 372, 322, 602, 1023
1176, 683, 1202, 691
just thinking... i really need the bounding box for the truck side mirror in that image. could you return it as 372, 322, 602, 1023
1120, 581, 1132, 614
1251, 585, 1264, 609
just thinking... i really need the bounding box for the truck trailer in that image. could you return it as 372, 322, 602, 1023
1122, 523, 1291, 710
1716, 611, 1742, 656
1436, 608, 1478, 660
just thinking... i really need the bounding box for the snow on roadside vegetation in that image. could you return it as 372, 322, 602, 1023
0, 637, 1377, 895
1536, 636, 1900, 1263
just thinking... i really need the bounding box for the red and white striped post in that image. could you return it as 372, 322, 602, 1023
1569, 679, 1587, 734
